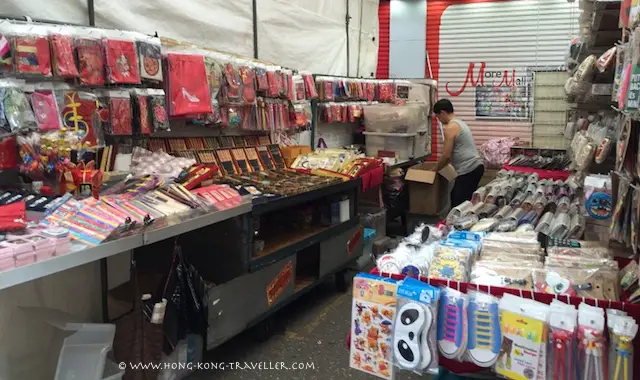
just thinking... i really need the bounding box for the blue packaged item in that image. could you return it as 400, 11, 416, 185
447, 230, 486, 242
437, 287, 468, 361
466, 292, 501, 368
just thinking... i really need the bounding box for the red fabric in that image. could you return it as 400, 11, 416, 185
61, 91, 99, 146
104, 39, 140, 84
137, 95, 151, 135
0, 136, 18, 170
503, 165, 571, 181
0, 202, 26, 231
14, 35, 51, 76
76, 38, 105, 86
351, 268, 640, 375
31, 91, 61, 131
109, 97, 133, 136
50, 34, 79, 77
167, 53, 212, 116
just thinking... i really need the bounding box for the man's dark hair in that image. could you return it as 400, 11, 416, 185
433, 99, 454, 114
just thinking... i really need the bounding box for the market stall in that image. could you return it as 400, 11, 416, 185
0, 17, 367, 379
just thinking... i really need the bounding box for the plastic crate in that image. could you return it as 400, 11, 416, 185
362, 130, 429, 161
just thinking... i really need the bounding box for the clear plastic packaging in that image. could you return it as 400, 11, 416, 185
103, 37, 140, 84
105, 90, 132, 136
13, 29, 52, 77
578, 304, 606, 380
547, 302, 577, 380
470, 263, 534, 290
50, 32, 79, 78
76, 37, 105, 86
495, 294, 549, 379
31, 84, 63, 131
466, 292, 501, 368
1, 79, 37, 132
393, 277, 440, 375
609, 315, 637, 380
437, 287, 467, 361
137, 37, 163, 82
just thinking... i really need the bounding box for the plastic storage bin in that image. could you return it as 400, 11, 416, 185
21, 307, 116, 380
363, 103, 429, 133
363, 130, 429, 161
359, 206, 387, 239
103, 359, 125, 380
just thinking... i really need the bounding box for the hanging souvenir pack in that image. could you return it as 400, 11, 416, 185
300, 72, 317, 99
255, 66, 269, 93
137, 39, 162, 82
105, 90, 133, 135
148, 89, 169, 132
50, 33, 79, 77
0, 33, 13, 73
76, 38, 105, 86
578, 303, 607, 380
104, 38, 140, 84
437, 287, 468, 361
222, 62, 243, 105
546, 300, 577, 380
131, 89, 151, 135
0, 135, 18, 170
167, 53, 212, 116
1, 80, 37, 132
31, 86, 63, 131
204, 57, 223, 124
61, 90, 102, 146
266, 68, 280, 98
14, 33, 51, 76
239, 65, 256, 103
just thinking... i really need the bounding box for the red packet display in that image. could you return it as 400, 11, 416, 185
14, 35, 51, 76
61, 91, 101, 146
31, 90, 62, 131
239, 66, 256, 103
104, 39, 140, 84
76, 38, 105, 86
167, 53, 212, 116
107, 90, 133, 135
50, 34, 79, 77
137, 40, 163, 82
0, 34, 13, 74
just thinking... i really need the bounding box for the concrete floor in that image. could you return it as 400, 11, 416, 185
190, 272, 428, 380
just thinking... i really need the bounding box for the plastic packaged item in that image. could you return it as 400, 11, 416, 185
549, 212, 571, 238
609, 315, 637, 380
578, 304, 607, 380
495, 294, 549, 379
534, 267, 618, 300
31, 87, 63, 131
494, 205, 513, 219
437, 287, 467, 361
131, 89, 151, 135
14, 33, 51, 76
393, 277, 440, 375
535, 212, 554, 234
137, 38, 163, 82
50, 33, 79, 78
446, 201, 473, 225
148, 89, 169, 132
596, 46, 616, 73
470, 218, 498, 232
472, 187, 487, 204
166, 53, 212, 116
0, 33, 13, 74
76, 38, 105, 86
428, 245, 472, 281
105, 90, 132, 136
2, 80, 37, 132
466, 292, 501, 368
547, 302, 578, 380
239, 65, 256, 103
470, 263, 534, 290
103, 38, 140, 84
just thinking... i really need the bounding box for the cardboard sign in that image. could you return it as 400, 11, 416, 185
266, 261, 293, 306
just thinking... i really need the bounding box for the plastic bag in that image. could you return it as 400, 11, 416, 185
1, 79, 36, 132
105, 90, 133, 136
31, 85, 63, 131
131, 89, 151, 135
167, 53, 212, 116
14, 33, 51, 76
0, 33, 13, 74
50, 33, 79, 77
137, 38, 163, 82
103, 38, 140, 84
76, 37, 105, 86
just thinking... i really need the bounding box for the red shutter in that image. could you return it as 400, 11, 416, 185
376, 0, 390, 79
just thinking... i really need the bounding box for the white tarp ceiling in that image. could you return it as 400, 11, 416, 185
0, 0, 379, 76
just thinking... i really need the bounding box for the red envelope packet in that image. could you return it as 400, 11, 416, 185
31, 91, 62, 131
167, 53, 212, 116
109, 96, 133, 135
14, 35, 51, 76
76, 38, 105, 86
51, 34, 79, 77
104, 39, 140, 84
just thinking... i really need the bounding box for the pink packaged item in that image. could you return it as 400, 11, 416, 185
42, 227, 71, 255
5, 239, 35, 267
27, 235, 56, 260
0, 244, 15, 271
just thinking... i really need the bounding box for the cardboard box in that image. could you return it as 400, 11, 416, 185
405, 163, 456, 215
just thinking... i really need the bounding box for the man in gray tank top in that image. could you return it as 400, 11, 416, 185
432, 99, 485, 208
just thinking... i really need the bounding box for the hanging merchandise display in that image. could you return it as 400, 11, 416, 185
50, 33, 79, 78
167, 52, 212, 116
104, 38, 140, 85
76, 37, 106, 86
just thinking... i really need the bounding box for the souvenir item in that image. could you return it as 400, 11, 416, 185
50, 34, 79, 77
239, 66, 256, 103
222, 63, 242, 104
76, 38, 105, 86
3, 84, 37, 133
136, 40, 162, 81
61, 91, 102, 147
0, 33, 13, 73
578, 305, 607, 380
466, 292, 501, 368
496, 294, 549, 380
31, 90, 62, 131
167, 53, 212, 116
609, 315, 637, 380
350, 273, 398, 379
437, 287, 467, 361
0, 135, 18, 170
14, 34, 51, 76
547, 301, 577, 380
148, 89, 169, 132
105, 90, 132, 136
104, 38, 140, 84
393, 277, 440, 375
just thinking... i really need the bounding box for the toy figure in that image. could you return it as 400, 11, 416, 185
355, 337, 365, 351
364, 353, 372, 364
356, 303, 365, 316
367, 327, 379, 351
380, 320, 392, 335
382, 308, 394, 320
378, 361, 389, 377
371, 306, 380, 320
353, 352, 361, 367
380, 342, 389, 356
362, 311, 371, 326
354, 319, 362, 335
